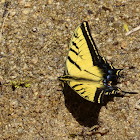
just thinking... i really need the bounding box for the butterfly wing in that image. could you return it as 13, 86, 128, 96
65, 21, 103, 80
59, 21, 124, 103
68, 79, 106, 103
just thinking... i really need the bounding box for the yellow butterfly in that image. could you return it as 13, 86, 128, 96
59, 21, 136, 103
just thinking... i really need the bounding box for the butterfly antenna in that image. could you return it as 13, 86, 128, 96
122, 90, 138, 94
118, 87, 138, 95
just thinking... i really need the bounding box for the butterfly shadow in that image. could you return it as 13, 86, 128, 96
62, 83, 114, 127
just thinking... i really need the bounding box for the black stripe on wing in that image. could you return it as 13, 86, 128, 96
67, 56, 81, 71
72, 84, 83, 88
70, 48, 78, 55
75, 88, 84, 92
72, 84, 86, 94
72, 42, 79, 49
94, 89, 105, 103
80, 21, 101, 66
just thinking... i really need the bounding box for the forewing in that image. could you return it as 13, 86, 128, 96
65, 21, 103, 81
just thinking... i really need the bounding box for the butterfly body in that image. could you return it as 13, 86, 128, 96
59, 21, 135, 103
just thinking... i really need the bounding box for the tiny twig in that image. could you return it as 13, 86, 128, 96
125, 25, 140, 36
0, 2, 10, 42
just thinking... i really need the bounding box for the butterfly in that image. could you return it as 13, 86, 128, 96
59, 21, 136, 103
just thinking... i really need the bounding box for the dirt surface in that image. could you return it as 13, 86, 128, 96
0, 0, 139, 139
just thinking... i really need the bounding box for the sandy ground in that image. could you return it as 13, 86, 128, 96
0, 0, 139, 139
